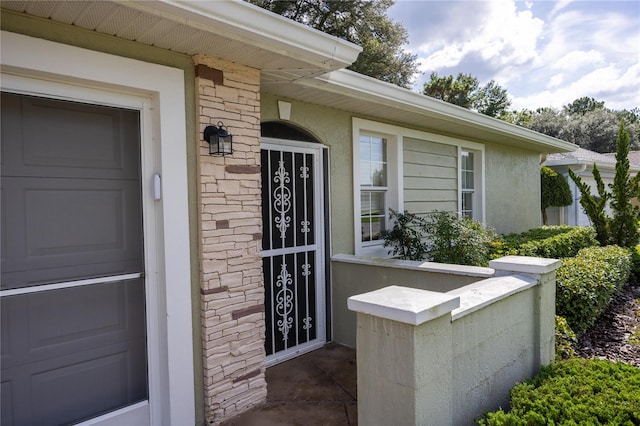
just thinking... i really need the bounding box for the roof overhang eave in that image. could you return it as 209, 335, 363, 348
297, 70, 577, 153
119, 0, 362, 72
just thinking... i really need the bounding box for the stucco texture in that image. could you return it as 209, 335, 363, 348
485, 143, 542, 234
261, 93, 355, 255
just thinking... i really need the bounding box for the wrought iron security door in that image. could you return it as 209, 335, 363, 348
261, 141, 325, 365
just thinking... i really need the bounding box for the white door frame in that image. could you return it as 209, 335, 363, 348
261, 138, 327, 366
1, 31, 195, 425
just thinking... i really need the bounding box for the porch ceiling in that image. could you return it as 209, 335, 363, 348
0, 0, 361, 83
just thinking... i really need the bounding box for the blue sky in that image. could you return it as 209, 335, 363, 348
387, 0, 640, 111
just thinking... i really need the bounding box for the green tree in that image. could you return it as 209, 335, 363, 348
248, 0, 418, 88
563, 96, 605, 115
528, 107, 565, 139
422, 72, 479, 108
561, 109, 622, 153
423, 73, 511, 117
569, 164, 610, 245
541, 166, 572, 225
568, 122, 640, 247
609, 122, 640, 247
500, 109, 533, 127
472, 79, 511, 117
517, 99, 640, 153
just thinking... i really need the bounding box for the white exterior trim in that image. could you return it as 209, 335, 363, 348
121, 0, 361, 70
353, 118, 403, 257
294, 70, 576, 153
260, 139, 327, 366
1, 31, 195, 426
352, 117, 487, 256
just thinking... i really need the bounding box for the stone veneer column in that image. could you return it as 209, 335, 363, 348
194, 54, 266, 424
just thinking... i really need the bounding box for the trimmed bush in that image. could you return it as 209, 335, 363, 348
477, 358, 640, 425
554, 316, 576, 361
381, 209, 429, 260
423, 211, 496, 267
630, 245, 640, 284
556, 245, 631, 335
490, 225, 597, 260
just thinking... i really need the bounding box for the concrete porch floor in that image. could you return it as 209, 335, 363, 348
220, 343, 357, 426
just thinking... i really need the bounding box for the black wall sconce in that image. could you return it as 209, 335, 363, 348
203, 121, 233, 156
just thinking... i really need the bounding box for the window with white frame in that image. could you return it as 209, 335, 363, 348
360, 135, 388, 244
353, 118, 401, 256
459, 147, 483, 222
460, 150, 475, 218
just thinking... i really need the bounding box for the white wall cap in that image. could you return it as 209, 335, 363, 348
489, 256, 561, 275
347, 285, 460, 326
448, 275, 537, 320
332, 253, 494, 278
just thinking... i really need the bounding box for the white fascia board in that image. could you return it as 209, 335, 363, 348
546, 159, 639, 174
304, 69, 578, 153
122, 0, 362, 70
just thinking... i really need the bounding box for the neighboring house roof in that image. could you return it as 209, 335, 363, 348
2, 0, 575, 155
630, 151, 640, 166
603, 151, 640, 167
546, 147, 640, 172
547, 147, 617, 165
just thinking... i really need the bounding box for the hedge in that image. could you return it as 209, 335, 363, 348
477, 358, 640, 425
554, 315, 576, 361
490, 226, 597, 260
556, 245, 631, 336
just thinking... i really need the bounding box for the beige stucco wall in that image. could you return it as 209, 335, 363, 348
351, 256, 558, 425
260, 93, 355, 255
262, 93, 546, 246
0, 12, 207, 425
331, 255, 493, 347
485, 143, 542, 234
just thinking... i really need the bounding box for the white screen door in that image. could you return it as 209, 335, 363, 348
261, 141, 326, 366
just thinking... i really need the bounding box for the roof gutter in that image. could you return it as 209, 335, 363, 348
302, 69, 577, 153
120, 0, 362, 71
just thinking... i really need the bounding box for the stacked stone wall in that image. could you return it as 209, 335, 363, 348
194, 54, 266, 424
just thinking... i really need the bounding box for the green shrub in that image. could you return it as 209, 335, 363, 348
423, 211, 496, 266
630, 245, 640, 284
556, 245, 631, 335
554, 316, 576, 361
381, 209, 429, 260
477, 358, 640, 425
541, 166, 572, 225
490, 226, 597, 260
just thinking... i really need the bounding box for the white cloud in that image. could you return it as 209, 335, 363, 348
548, 74, 564, 89
390, 0, 640, 111
511, 63, 640, 111
415, 0, 544, 79
552, 50, 605, 72
549, 0, 576, 18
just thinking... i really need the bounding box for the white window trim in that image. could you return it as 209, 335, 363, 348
1, 31, 195, 425
457, 145, 486, 224
353, 118, 403, 257
352, 117, 486, 257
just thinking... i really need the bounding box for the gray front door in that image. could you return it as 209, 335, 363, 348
1, 92, 148, 425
